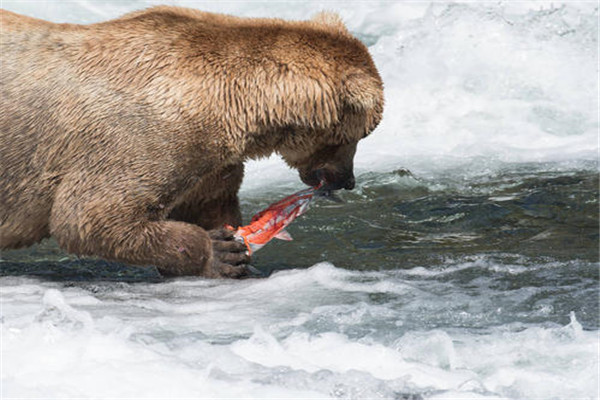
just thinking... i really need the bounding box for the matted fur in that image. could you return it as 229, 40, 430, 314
0, 6, 384, 277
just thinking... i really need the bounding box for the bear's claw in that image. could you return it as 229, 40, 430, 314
209, 227, 253, 278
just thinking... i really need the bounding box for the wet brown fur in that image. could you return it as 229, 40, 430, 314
0, 7, 383, 277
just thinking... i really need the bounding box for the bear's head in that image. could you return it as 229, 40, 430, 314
274, 13, 384, 191
211, 11, 384, 190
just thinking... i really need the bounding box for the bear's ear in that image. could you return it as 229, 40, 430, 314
343, 72, 383, 111
311, 11, 349, 35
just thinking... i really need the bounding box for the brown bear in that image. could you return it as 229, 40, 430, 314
0, 6, 383, 278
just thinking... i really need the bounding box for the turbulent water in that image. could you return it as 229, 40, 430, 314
1, 1, 598, 399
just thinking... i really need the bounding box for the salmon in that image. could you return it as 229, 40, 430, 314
226, 186, 320, 254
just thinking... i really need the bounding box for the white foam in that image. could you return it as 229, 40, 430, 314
2, 263, 598, 398
231, 327, 478, 389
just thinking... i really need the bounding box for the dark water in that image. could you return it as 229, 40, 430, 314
255, 163, 598, 271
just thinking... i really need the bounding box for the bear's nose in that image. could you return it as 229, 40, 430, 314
344, 176, 355, 190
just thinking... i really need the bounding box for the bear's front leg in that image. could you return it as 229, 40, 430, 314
169, 163, 244, 230
49, 182, 250, 278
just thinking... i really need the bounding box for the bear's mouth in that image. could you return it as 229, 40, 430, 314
316, 169, 355, 191
315, 169, 342, 191
301, 168, 355, 192
314, 178, 344, 203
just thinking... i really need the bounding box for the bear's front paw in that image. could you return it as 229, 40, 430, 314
208, 228, 253, 278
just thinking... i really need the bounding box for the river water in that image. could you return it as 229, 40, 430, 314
1, 2, 598, 399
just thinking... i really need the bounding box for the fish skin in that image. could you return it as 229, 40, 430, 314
227, 186, 317, 254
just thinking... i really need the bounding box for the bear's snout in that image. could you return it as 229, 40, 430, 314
313, 168, 355, 191
343, 176, 355, 190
